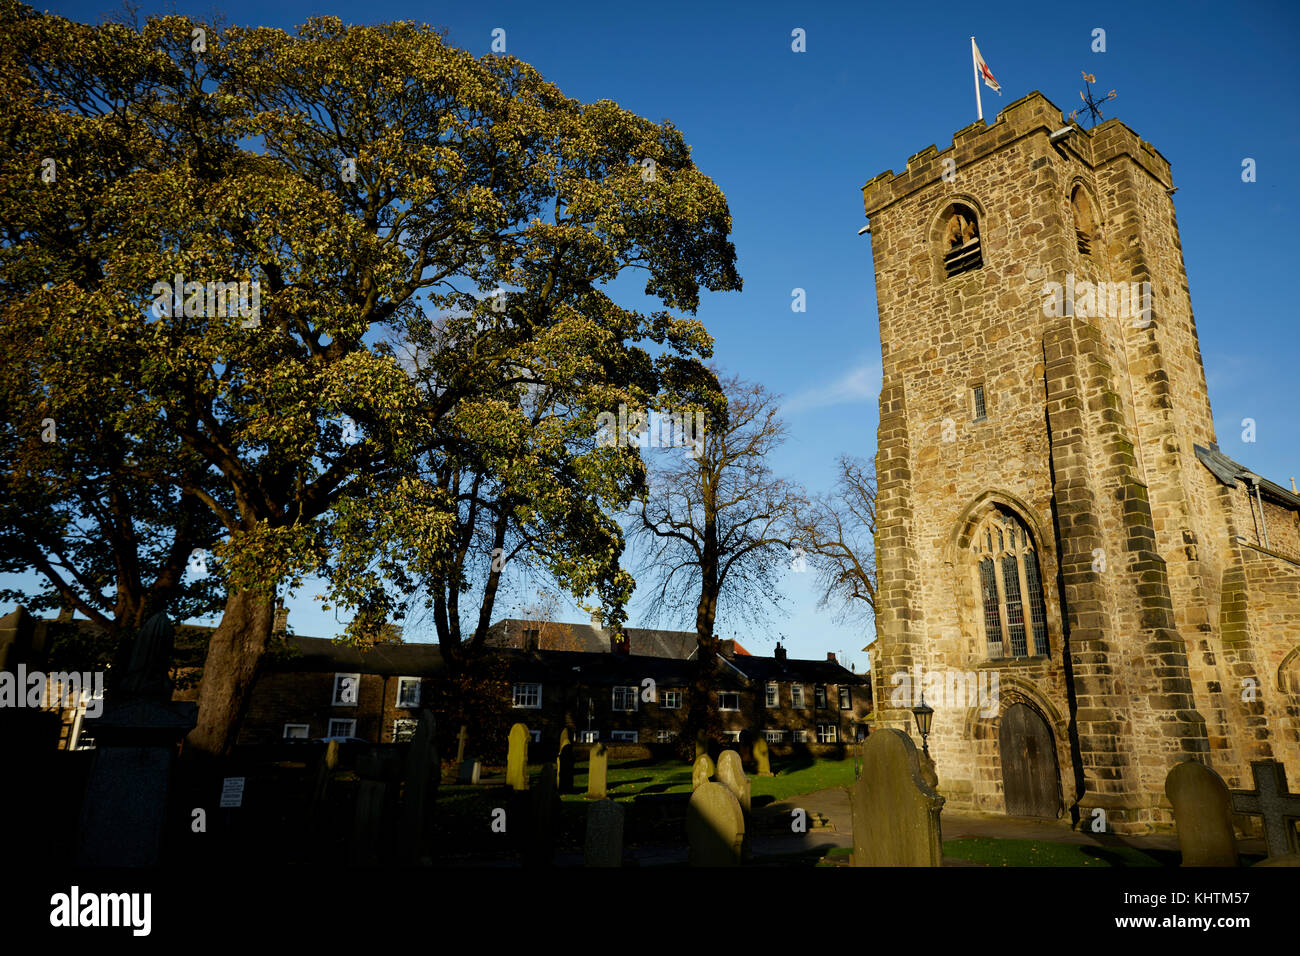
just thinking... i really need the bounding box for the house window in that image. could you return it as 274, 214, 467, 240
512, 683, 542, 708
522, 627, 540, 651
611, 686, 639, 712
611, 731, 638, 743
657, 730, 678, 743
723, 731, 742, 742
817, 724, 838, 743
792, 729, 809, 743
791, 685, 805, 709
839, 686, 852, 710
661, 690, 682, 710
764, 730, 785, 743
814, 685, 827, 709
941, 202, 982, 277
332, 673, 360, 706
580, 730, 599, 743
396, 677, 421, 708
972, 508, 1050, 659
283, 723, 310, 740
327, 718, 356, 738
765, 682, 779, 708
718, 691, 740, 711
972, 385, 986, 421
529, 730, 541, 743
392, 719, 417, 742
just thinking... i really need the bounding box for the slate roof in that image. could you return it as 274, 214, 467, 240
484, 619, 752, 658
1194, 443, 1300, 509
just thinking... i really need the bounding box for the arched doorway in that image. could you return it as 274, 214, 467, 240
999, 703, 1061, 818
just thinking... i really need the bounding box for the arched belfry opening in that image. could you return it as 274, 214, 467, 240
940, 202, 982, 277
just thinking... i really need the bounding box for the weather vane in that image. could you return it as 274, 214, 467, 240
1069, 71, 1118, 128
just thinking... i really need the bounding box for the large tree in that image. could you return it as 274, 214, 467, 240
0, 7, 739, 755
633, 374, 803, 739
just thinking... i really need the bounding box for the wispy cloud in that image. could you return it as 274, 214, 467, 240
782, 359, 881, 414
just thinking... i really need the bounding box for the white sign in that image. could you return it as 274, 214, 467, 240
220, 776, 245, 808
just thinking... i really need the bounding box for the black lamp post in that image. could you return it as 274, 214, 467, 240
912, 693, 934, 760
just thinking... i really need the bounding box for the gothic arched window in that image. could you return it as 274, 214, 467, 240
971, 508, 1049, 659
1071, 186, 1098, 256
940, 202, 982, 277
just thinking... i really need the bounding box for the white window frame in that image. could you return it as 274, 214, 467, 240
817, 723, 838, 743
839, 685, 852, 710
333, 672, 360, 706
610, 730, 638, 743
656, 730, 678, 743
611, 686, 639, 712
396, 676, 421, 709
327, 718, 357, 738
512, 682, 542, 709
791, 685, 805, 709
723, 730, 742, 742
283, 723, 310, 740
718, 691, 740, 712
579, 730, 599, 743
763, 729, 785, 743
766, 682, 779, 708
661, 690, 682, 710
793, 729, 809, 743
815, 685, 827, 709
529, 729, 542, 743
392, 719, 418, 742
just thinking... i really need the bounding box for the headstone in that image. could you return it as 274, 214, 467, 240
350, 748, 401, 865
686, 782, 745, 866
692, 754, 714, 791
849, 728, 944, 867
716, 749, 752, 860
1230, 759, 1300, 859
556, 728, 575, 793
398, 709, 438, 864
584, 798, 625, 867
75, 612, 198, 866
695, 728, 709, 761
754, 736, 773, 776
458, 760, 482, 785
1165, 760, 1239, 867
526, 762, 559, 867
454, 724, 469, 764
507, 723, 529, 791
586, 743, 608, 800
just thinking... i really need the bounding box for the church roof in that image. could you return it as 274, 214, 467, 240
1193, 444, 1300, 509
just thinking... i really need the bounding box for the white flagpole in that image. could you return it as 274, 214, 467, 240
971, 37, 983, 121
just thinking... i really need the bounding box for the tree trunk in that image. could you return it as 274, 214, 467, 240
186, 588, 277, 757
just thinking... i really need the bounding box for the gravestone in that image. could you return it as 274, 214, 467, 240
692, 754, 714, 792
716, 749, 752, 860
507, 723, 529, 791
458, 760, 482, 785
398, 709, 438, 864
584, 798, 625, 867
454, 724, 469, 764
1230, 759, 1300, 859
848, 728, 944, 867
686, 782, 745, 866
556, 728, 575, 793
754, 737, 773, 776
76, 612, 198, 866
1165, 760, 1238, 867
586, 743, 608, 800
526, 761, 560, 867
350, 748, 402, 865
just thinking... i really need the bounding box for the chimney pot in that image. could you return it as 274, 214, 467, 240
827, 651, 837, 663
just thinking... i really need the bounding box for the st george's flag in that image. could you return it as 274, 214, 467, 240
972, 38, 1000, 93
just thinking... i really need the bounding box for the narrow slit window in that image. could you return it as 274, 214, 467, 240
973, 385, 986, 420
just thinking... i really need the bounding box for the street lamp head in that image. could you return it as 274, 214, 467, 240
912, 694, 934, 740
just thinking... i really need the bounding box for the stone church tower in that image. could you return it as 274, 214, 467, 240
862, 92, 1300, 833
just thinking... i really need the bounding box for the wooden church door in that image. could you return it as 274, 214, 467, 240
999, 703, 1061, 818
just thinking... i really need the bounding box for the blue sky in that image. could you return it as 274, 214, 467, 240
12, 0, 1300, 668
